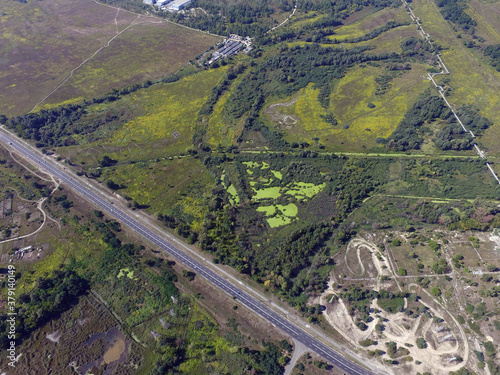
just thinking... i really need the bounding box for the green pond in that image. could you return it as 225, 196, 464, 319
253, 187, 281, 200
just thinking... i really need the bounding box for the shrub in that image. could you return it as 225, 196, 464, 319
416, 337, 427, 349
386, 341, 397, 358
356, 321, 368, 331
392, 238, 401, 246
484, 341, 496, 358
430, 287, 441, 296
359, 339, 376, 347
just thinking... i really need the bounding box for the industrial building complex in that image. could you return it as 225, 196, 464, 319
208, 35, 253, 65
144, 0, 191, 11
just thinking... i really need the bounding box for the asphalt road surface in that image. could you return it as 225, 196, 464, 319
0, 130, 378, 375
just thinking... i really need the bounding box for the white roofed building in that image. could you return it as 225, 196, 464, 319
169, 0, 191, 11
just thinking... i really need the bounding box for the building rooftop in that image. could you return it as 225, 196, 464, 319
169, 0, 191, 9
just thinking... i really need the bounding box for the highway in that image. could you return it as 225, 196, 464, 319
0, 129, 378, 375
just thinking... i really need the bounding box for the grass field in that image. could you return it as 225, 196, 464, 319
411, 0, 500, 156
345, 24, 417, 53
98, 157, 215, 227
206, 76, 247, 147
109, 68, 225, 144
468, 0, 500, 45
0, 0, 219, 116
260, 1, 436, 152
328, 6, 407, 41
58, 67, 226, 164
264, 63, 430, 151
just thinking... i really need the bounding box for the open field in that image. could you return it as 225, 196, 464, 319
411, 0, 500, 155
0, 0, 219, 116
107, 68, 224, 145
468, 0, 500, 45
390, 241, 443, 276
348, 24, 418, 53
207, 90, 238, 146
98, 157, 215, 226
57, 67, 226, 163
260, 1, 437, 153
328, 6, 408, 41
4, 0, 500, 373
264, 64, 433, 152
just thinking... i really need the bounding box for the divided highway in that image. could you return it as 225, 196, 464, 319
0, 129, 378, 375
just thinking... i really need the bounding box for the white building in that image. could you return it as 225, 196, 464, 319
169, 0, 191, 11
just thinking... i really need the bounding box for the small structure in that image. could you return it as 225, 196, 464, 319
169, 0, 191, 11
11, 245, 35, 261
143, 0, 154, 4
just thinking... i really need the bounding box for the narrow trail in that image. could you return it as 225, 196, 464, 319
344, 241, 366, 277
410, 283, 470, 367
267, 2, 297, 34
114, 8, 120, 34
335, 235, 469, 373
4, 186, 62, 231
1, 148, 64, 241
283, 340, 308, 375
8, 149, 54, 183
0, 181, 60, 245
400, 0, 500, 185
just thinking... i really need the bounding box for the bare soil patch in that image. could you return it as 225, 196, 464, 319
322, 235, 470, 374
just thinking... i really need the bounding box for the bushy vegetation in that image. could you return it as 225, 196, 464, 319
0, 269, 89, 348
432, 123, 472, 151
385, 91, 492, 151
5, 82, 148, 147
339, 286, 407, 317
175, 0, 400, 39
7, 104, 86, 146
435, 0, 477, 31
484, 44, 500, 71
386, 92, 450, 151
226, 44, 401, 123
183, 0, 277, 37
400, 37, 435, 61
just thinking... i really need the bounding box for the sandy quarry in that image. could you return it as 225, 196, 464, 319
318, 235, 469, 374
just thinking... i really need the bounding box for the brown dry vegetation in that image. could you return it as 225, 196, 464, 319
0, 296, 141, 374
0, 0, 219, 116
